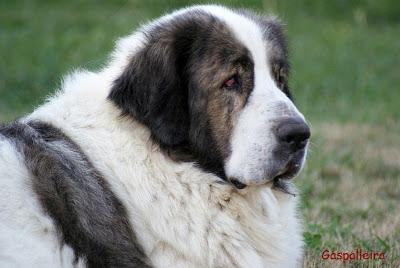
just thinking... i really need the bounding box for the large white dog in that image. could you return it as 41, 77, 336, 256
0, 5, 310, 268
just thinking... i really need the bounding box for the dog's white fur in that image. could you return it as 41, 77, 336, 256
0, 5, 303, 267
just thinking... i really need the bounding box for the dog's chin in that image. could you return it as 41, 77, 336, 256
270, 156, 305, 194
272, 158, 303, 181
228, 154, 305, 195
260, 161, 301, 196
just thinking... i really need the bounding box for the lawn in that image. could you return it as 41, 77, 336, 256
1, 0, 399, 267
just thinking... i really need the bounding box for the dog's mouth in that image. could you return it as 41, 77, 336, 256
271, 161, 301, 196
273, 161, 301, 181
228, 160, 301, 195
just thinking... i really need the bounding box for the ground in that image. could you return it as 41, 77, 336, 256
1, 0, 399, 267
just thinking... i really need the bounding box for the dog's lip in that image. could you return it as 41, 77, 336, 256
228, 178, 247, 189
227, 160, 302, 190
272, 161, 300, 181
270, 161, 301, 196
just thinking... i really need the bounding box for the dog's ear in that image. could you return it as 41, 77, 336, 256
108, 24, 194, 147
257, 16, 292, 99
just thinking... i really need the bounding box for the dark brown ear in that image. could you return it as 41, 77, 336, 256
108, 21, 197, 147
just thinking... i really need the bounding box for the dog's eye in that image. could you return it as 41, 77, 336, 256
222, 74, 241, 91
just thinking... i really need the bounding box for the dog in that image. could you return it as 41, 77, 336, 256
0, 5, 310, 268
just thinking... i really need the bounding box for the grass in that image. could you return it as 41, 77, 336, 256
299, 123, 400, 267
1, 0, 399, 266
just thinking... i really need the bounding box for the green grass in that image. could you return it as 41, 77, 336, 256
299, 123, 400, 267
1, 0, 399, 267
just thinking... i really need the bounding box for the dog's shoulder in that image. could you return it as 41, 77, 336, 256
0, 120, 151, 267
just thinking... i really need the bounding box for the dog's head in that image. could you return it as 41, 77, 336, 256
109, 5, 310, 189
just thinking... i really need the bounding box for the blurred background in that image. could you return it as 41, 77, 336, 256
1, 0, 399, 266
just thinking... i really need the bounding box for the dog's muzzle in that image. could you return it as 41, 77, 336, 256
228, 117, 310, 190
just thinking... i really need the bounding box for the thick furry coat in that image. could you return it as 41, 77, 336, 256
0, 5, 307, 268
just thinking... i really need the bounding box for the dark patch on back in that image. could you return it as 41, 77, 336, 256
0, 121, 151, 268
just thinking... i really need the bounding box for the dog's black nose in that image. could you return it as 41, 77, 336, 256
276, 118, 310, 151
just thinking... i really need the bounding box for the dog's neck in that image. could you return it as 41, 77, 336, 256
24, 69, 302, 266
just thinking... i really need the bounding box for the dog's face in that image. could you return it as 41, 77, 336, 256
109, 6, 310, 189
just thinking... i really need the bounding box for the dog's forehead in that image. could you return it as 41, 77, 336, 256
199, 5, 269, 61
111, 6, 285, 75
154, 5, 276, 62
191, 6, 289, 89
196, 6, 284, 90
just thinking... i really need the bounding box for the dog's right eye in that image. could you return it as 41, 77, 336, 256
222, 74, 241, 91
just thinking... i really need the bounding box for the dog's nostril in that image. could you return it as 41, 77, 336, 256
276, 118, 310, 150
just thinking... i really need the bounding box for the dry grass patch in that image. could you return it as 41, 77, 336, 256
298, 122, 400, 267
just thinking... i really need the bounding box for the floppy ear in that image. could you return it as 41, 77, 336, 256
108, 27, 192, 147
